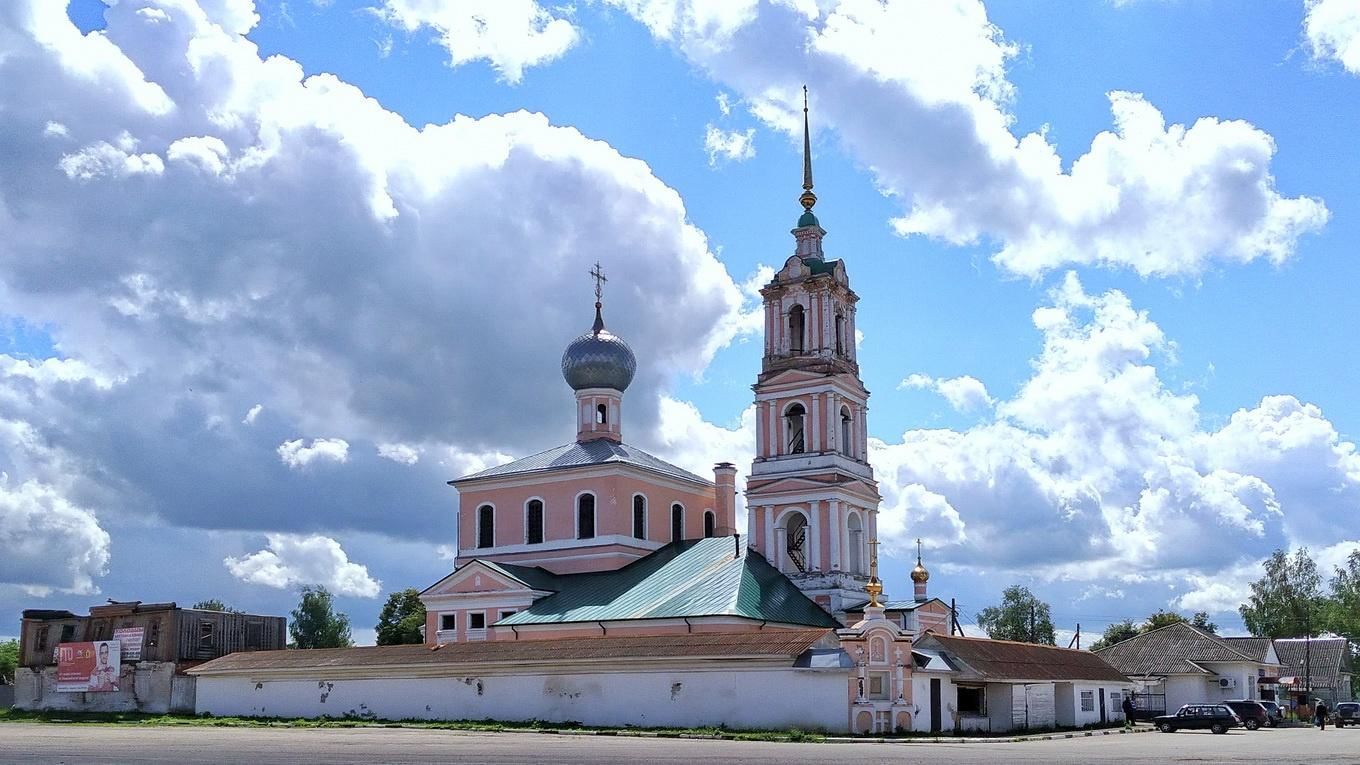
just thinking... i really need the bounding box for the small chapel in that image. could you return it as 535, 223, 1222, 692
184, 94, 1130, 735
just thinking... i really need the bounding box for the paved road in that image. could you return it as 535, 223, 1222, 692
1, 723, 1357, 764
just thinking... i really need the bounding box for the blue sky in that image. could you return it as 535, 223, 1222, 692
2, 0, 1358, 644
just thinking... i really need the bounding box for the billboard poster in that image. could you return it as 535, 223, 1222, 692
56, 640, 121, 693
113, 627, 145, 661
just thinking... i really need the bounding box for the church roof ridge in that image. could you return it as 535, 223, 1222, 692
452, 438, 712, 486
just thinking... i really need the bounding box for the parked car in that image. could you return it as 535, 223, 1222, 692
1256, 700, 1284, 727
1336, 702, 1359, 727
1153, 704, 1242, 734
1224, 700, 1270, 730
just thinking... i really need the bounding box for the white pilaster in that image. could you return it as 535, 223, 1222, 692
810, 394, 821, 452
775, 526, 788, 572
763, 505, 775, 561
840, 506, 851, 573
766, 401, 776, 457
828, 499, 841, 570
809, 500, 821, 572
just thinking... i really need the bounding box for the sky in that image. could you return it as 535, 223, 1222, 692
1, 0, 1358, 646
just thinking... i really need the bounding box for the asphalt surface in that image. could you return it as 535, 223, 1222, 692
1, 723, 1357, 764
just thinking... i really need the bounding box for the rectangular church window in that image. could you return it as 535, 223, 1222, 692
440, 614, 456, 631
469, 613, 486, 630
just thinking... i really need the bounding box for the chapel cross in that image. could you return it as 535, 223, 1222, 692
916, 537, 922, 562
589, 261, 608, 303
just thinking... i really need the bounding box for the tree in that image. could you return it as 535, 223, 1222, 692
1089, 619, 1140, 652
1189, 611, 1219, 634
375, 588, 426, 646
1323, 549, 1360, 698
289, 586, 353, 649
1144, 609, 1188, 631
1239, 547, 1325, 637
977, 585, 1056, 645
192, 599, 242, 613
0, 638, 17, 684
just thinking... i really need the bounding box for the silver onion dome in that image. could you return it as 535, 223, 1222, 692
561, 304, 636, 392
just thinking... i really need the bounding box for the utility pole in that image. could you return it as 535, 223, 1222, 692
950, 598, 960, 636
1068, 624, 1081, 650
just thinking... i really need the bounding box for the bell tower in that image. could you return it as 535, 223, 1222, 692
746, 88, 881, 615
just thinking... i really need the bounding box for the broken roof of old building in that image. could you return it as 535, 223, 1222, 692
918, 633, 1129, 683
1093, 622, 1258, 677
452, 439, 710, 486
492, 537, 841, 629
187, 629, 834, 675
1272, 638, 1354, 685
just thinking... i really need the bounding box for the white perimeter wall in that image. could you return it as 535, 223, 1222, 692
196, 666, 849, 732
14, 663, 180, 714
909, 674, 956, 732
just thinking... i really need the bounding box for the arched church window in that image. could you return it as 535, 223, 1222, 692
596, 403, 607, 424
671, 503, 684, 542
841, 406, 853, 456
847, 513, 864, 574
526, 499, 544, 545
835, 313, 845, 355
633, 495, 647, 540
477, 505, 495, 549
703, 510, 716, 538
785, 403, 806, 454
788, 304, 805, 353
577, 494, 596, 540
784, 512, 808, 573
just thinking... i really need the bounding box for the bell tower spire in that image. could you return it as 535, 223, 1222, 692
801, 85, 817, 214
793, 86, 826, 261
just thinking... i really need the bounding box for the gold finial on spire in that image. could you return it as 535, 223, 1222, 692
799, 85, 817, 213
589, 261, 608, 334
911, 537, 930, 584
865, 537, 883, 608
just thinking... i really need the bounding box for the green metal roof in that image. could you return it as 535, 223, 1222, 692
495, 537, 840, 629
797, 210, 820, 228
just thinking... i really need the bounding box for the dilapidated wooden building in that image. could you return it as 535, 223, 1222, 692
16, 600, 285, 714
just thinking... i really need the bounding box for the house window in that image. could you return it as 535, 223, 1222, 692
840, 407, 853, 455
596, 403, 607, 424
199, 620, 216, 651
958, 686, 986, 715
59, 624, 76, 643
671, 503, 684, 542
36, 626, 50, 655
784, 403, 806, 454
499, 610, 516, 620
788, 304, 805, 353
526, 499, 544, 545
577, 494, 596, 539
440, 614, 456, 631
477, 504, 495, 548
703, 510, 716, 538
835, 314, 845, 354
468, 613, 486, 630
1080, 691, 1095, 712
147, 618, 160, 649
868, 673, 891, 700
633, 495, 647, 539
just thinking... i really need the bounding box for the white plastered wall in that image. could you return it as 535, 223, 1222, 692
195, 666, 848, 732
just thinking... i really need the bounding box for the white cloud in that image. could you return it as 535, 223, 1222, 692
0, 476, 110, 595
224, 533, 380, 597
242, 404, 263, 425
608, 0, 1327, 277
715, 92, 732, 117
0, 0, 746, 546
1304, 0, 1360, 75
651, 395, 756, 526
377, 442, 421, 465
277, 438, 350, 469
870, 273, 1358, 607
375, 0, 579, 83
703, 124, 756, 165
900, 374, 994, 413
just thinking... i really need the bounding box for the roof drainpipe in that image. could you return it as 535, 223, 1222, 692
598, 621, 607, 637
510, 625, 519, 641
684, 616, 693, 634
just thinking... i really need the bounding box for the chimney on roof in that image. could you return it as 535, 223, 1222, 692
734, 533, 741, 559
713, 462, 737, 531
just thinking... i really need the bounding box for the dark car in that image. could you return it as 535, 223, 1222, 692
1152, 704, 1242, 734
1257, 700, 1284, 727
1336, 702, 1359, 727
1225, 700, 1270, 731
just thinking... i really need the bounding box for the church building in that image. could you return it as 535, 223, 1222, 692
185, 94, 1128, 735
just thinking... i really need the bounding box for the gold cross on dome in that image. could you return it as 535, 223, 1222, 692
589, 261, 608, 302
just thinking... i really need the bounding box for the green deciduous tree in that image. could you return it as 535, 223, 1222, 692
289, 586, 353, 649
977, 585, 1056, 645
0, 638, 18, 684
1239, 548, 1326, 638
1089, 619, 1140, 652
1323, 549, 1360, 698
375, 588, 426, 646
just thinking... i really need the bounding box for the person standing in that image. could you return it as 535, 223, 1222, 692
1316, 701, 1329, 731
1122, 695, 1136, 729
